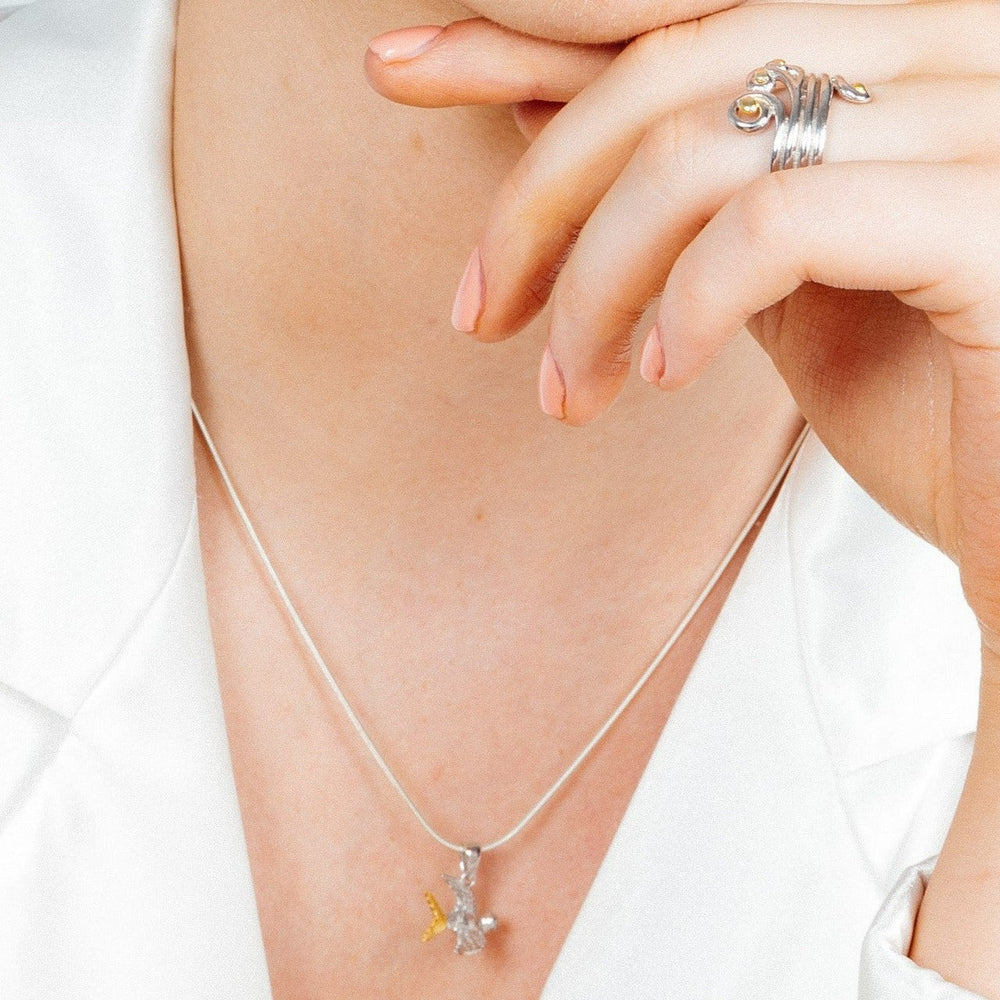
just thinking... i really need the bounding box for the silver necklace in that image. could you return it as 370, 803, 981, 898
192, 400, 807, 955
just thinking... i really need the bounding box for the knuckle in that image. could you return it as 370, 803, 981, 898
500, 143, 564, 228
552, 286, 639, 384
526, 226, 580, 309
602, 333, 637, 377
551, 267, 597, 330
623, 26, 668, 65
500, 157, 537, 217
583, 334, 635, 384
671, 261, 715, 324
551, 251, 592, 306
732, 174, 795, 257
954, 1, 1000, 61
635, 111, 701, 194
555, 267, 647, 338
628, 18, 705, 68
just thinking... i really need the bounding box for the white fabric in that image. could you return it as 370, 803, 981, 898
0, 0, 269, 996
543, 432, 981, 1000
0, 0, 989, 997
859, 858, 986, 999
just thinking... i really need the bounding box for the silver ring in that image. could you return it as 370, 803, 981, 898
728, 60, 872, 171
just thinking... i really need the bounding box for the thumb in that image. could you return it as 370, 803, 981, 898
365, 17, 621, 109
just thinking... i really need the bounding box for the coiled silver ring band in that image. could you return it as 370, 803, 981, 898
728, 60, 872, 171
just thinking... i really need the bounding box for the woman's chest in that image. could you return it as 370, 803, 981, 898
199, 535, 749, 997
210, 590, 718, 1000
192, 429, 767, 997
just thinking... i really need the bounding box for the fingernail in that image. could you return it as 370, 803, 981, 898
451, 247, 484, 334
539, 346, 566, 420
639, 326, 665, 384
368, 25, 444, 63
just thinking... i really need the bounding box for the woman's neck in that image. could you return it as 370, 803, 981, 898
173, 0, 801, 583
176, 0, 538, 435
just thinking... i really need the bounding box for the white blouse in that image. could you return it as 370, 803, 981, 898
0, 0, 988, 996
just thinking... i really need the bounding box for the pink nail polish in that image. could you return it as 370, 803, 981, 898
639, 326, 665, 384
368, 25, 444, 63
539, 346, 566, 420
451, 248, 484, 334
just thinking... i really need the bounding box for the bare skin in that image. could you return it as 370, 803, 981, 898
174, 0, 803, 995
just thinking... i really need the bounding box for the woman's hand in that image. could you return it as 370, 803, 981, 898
367, 5, 1000, 993
366, 1, 1000, 617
